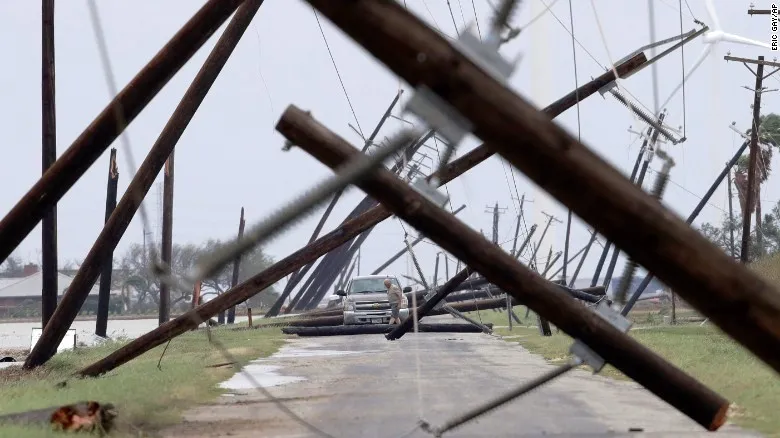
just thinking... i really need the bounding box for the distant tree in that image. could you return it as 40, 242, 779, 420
698, 199, 780, 260
117, 239, 277, 313
195, 239, 277, 309
0, 254, 25, 277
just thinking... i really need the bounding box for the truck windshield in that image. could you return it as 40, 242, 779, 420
349, 278, 400, 294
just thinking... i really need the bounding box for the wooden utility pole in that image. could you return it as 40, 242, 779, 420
24, 0, 266, 369
278, 107, 730, 431
95, 149, 119, 338
75, 52, 650, 377
727, 169, 736, 258
41, 0, 57, 328
303, 1, 780, 373
159, 151, 175, 325
743, 56, 764, 263
227, 207, 246, 324
0, 0, 246, 266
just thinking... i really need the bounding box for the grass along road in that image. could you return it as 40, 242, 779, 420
0, 325, 284, 437
459, 306, 779, 437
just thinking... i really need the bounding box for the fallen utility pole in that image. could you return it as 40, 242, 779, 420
304, 0, 780, 374
95, 149, 119, 338
159, 151, 175, 325
41, 0, 57, 328
77, 50, 648, 377
387, 266, 471, 340
279, 106, 730, 430
25, 0, 266, 369
0, 0, 247, 265
227, 207, 246, 324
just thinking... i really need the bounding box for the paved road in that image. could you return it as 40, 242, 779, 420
164, 330, 758, 438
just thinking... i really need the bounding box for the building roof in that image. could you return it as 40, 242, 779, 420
0, 272, 103, 299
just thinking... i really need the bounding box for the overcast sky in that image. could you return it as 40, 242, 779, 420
0, 0, 777, 294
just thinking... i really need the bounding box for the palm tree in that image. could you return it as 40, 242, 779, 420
735, 113, 780, 256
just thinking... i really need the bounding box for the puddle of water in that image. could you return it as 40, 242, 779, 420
219, 364, 305, 391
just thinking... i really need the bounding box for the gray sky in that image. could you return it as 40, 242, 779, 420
0, 0, 776, 293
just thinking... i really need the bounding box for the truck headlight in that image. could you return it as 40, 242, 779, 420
345, 302, 355, 311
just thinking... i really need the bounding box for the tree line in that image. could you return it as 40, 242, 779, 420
0, 239, 278, 316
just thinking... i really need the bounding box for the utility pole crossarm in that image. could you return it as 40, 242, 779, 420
725, 55, 780, 69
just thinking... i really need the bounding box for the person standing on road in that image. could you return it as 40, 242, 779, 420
384, 278, 404, 325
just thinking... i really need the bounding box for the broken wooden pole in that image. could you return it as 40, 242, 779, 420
227, 207, 246, 324
95, 149, 119, 338
159, 151, 175, 325
303, 0, 780, 375
0, 0, 247, 265
191, 281, 202, 310
278, 104, 731, 431
41, 0, 57, 328
76, 49, 646, 377
25, 0, 266, 369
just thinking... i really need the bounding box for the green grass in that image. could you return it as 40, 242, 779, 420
465, 306, 779, 437
0, 326, 285, 437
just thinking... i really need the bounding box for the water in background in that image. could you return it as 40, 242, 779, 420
0, 316, 248, 350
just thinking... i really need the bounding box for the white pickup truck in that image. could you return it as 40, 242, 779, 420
335, 275, 412, 325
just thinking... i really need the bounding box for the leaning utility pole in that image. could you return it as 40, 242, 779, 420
724, 55, 779, 262
95, 149, 119, 338
159, 151, 175, 325
227, 207, 246, 324
24, 0, 266, 369
41, 0, 57, 328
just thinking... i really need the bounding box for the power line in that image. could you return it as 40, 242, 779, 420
311, 7, 364, 136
